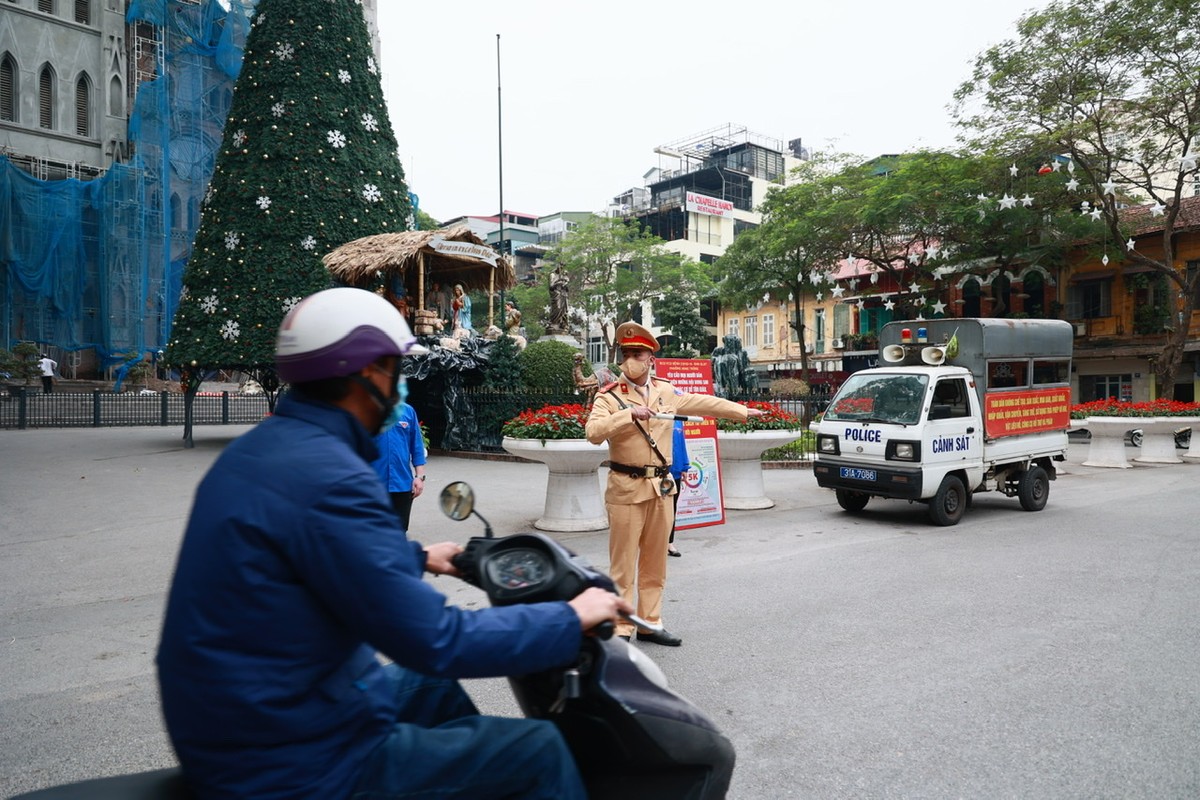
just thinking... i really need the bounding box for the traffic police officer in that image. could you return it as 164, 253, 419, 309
586, 321, 763, 644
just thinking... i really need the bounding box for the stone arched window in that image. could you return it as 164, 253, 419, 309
75, 72, 92, 136
0, 53, 16, 123
38, 64, 56, 130
109, 74, 122, 116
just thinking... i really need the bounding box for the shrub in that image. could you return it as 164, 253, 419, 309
769, 378, 810, 396
518, 340, 579, 390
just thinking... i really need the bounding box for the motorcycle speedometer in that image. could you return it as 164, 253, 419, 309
484, 548, 551, 590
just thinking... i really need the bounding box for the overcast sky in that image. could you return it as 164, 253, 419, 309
376, 1, 1046, 223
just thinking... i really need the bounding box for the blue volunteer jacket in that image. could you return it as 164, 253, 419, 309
372, 402, 426, 492
157, 390, 581, 799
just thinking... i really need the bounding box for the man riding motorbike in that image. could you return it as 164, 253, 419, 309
156, 287, 630, 799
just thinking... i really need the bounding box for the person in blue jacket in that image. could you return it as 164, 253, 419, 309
157, 287, 629, 800
668, 420, 690, 557
373, 402, 426, 531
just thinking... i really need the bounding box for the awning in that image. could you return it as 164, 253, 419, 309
1120, 264, 1159, 276
1070, 270, 1116, 282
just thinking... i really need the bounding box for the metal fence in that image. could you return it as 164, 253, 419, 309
1, 386, 830, 461
0, 389, 270, 430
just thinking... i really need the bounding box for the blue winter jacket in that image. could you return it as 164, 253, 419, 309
157, 390, 581, 799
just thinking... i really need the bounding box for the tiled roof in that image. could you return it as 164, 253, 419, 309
1120, 193, 1200, 236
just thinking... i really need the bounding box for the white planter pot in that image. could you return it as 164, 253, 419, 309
1134, 417, 1186, 464
716, 429, 804, 509
1080, 417, 1133, 468
501, 437, 610, 532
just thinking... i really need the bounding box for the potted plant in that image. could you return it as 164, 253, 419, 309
501, 403, 609, 531
716, 401, 804, 509
1071, 399, 1200, 467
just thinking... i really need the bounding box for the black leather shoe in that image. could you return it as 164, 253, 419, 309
667, 547, 681, 557
636, 629, 682, 646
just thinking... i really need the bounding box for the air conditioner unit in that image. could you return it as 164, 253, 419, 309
1073, 322, 1086, 337
832, 337, 845, 349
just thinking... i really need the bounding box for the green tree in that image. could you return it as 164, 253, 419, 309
166, 0, 410, 409
508, 284, 548, 340
654, 292, 709, 357
831, 150, 1091, 311
0, 342, 42, 386
542, 216, 713, 361
414, 208, 441, 231
714, 156, 853, 379
954, 0, 1200, 396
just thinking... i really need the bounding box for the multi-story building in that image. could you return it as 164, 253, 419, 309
0, 0, 130, 176
611, 124, 808, 371
1, 0, 381, 376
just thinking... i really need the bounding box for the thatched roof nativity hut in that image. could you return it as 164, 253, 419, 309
323, 226, 515, 330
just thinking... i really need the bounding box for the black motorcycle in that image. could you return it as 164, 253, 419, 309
13, 482, 735, 800
439, 481, 735, 799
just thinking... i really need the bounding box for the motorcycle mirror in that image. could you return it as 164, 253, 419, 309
439, 482, 476, 521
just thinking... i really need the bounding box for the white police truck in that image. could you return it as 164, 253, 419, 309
813, 318, 1073, 526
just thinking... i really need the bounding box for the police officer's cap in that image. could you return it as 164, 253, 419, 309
615, 321, 659, 352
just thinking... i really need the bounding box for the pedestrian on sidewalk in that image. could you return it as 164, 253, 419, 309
373, 402, 427, 531
38, 354, 57, 394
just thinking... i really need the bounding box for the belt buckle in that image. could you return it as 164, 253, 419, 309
642, 466, 657, 478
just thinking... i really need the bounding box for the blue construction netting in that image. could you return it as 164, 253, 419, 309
0, 0, 257, 369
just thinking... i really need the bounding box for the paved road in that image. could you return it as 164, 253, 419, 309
1, 427, 1198, 798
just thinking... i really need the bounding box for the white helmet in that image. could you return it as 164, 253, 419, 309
275, 288, 428, 384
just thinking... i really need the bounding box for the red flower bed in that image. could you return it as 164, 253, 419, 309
716, 400, 803, 432
1070, 398, 1200, 418
502, 403, 591, 439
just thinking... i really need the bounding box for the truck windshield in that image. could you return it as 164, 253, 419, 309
824, 373, 929, 426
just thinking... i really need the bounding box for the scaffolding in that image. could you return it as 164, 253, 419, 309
0, 0, 257, 369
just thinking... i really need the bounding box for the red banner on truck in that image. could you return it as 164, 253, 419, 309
984, 387, 1071, 438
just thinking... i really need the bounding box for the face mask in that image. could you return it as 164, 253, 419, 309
622, 356, 650, 382
380, 375, 408, 431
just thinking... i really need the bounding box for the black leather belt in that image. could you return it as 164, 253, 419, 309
609, 462, 669, 479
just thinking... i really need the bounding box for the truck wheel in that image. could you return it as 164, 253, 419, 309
928, 475, 966, 526
836, 489, 870, 512
1017, 465, 1049, 512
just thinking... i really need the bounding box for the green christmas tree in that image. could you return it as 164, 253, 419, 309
166, 0, 410, 400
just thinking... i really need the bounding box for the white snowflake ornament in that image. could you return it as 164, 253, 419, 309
232, 130, 247, 148
367, 57, 378, 75
224, 232, 241, 250
327, 130, 347, 148
361, 113, 378, 132
201, 295, 219, 314
271, 102, 286, 118
362, 184, 382, 203
283, 296, 302, 312
300, 235, 317, 251
338, 69, 351, 84
220, 320, 241, 341
257, 196, 272, 211
275, 42, 295, 61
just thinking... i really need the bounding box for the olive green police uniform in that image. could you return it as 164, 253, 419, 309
586, 322, 750, 640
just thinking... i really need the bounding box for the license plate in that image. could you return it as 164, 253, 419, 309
840, 467, 877, 482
